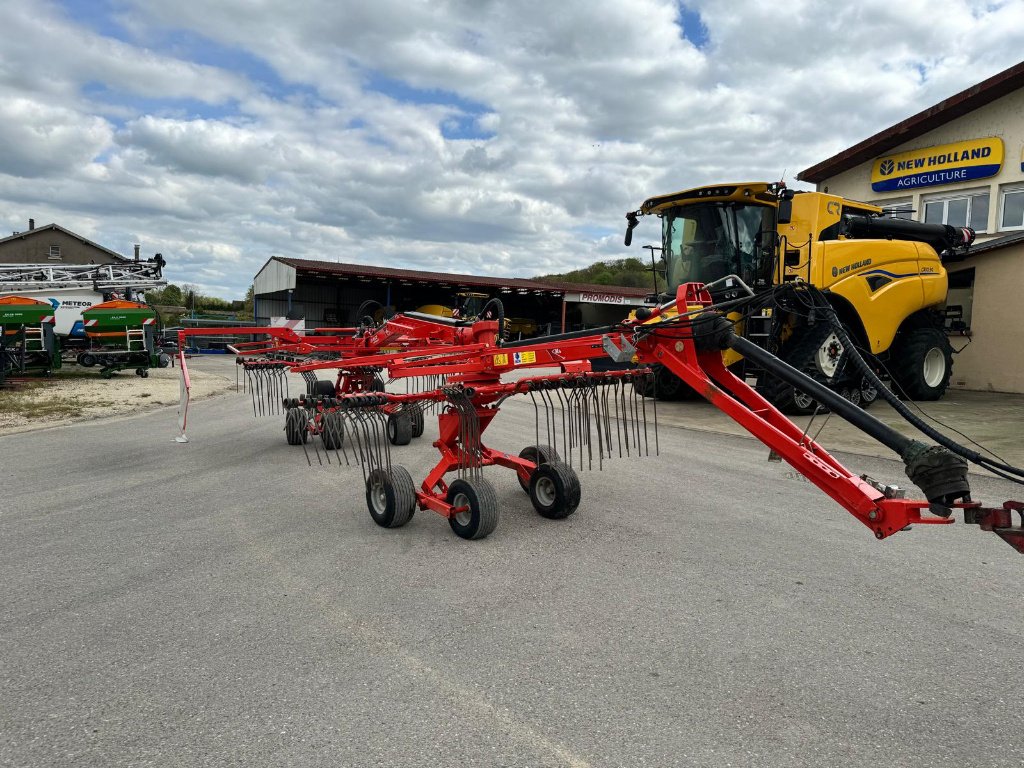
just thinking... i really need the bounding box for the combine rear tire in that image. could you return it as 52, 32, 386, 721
529, 461, 581, 519
446, 478, 500, 540
655, 365, 697, 401
387, 411, 413, 445
517, 444, 561, 492
632, 368, 656, 398
366, 465, 417, 528
890, 327, 953, 401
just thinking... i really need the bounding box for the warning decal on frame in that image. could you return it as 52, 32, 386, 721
513, 351, 536, 365
493, 353, 509, 366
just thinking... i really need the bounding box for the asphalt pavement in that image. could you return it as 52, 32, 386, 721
2, 357, 1022, 767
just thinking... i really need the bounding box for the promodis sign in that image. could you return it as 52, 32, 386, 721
870, 137, 1003, 192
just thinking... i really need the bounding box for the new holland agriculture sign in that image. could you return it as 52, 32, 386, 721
870, 137, 1003, 192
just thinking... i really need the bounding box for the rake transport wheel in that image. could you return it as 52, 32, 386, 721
529, 460, 581, 520
365, 465, 417, 528
386, 411, 413, 445
889, 326, 954, 401
446, 477, 500, 540
285, 407, 309, 445
313, 379, 336, 397
517, 444, 562, 492
410, 407, 425, 438
321, 411, 344, 450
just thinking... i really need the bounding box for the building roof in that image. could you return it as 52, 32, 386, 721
273, 257, 649, 297
968, 230, 1024, 257
0, 223, 129, 261
798, 60, 1024, 184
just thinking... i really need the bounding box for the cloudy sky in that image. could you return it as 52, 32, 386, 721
1, 0, 1021, 298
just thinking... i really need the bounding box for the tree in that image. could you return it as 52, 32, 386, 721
237, 286, 255, 321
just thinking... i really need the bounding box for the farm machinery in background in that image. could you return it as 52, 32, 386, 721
623, 182, 974, 413
0, 258, 169, 378
175, 281, 1024, 555
0, 296, 61, 384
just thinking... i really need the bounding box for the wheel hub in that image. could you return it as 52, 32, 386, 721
370, 481, 387, 514
452, 492, 472, 526
815, 333, 844, 379
534, 476, 556, 506
922, 347, 946, 388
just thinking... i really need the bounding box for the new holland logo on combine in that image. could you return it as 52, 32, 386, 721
833, 259, 872, 278
871, 137, 1003, 192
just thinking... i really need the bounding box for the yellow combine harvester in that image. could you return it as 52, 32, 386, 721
624, 182, 974, 412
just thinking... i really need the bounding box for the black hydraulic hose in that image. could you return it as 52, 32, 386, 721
501, 324, 622, 348
478, 298, 505, 343
792, 285, 1024, 484
727, 333, 915, 457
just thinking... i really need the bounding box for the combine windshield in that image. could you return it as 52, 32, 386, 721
662, 202, 774, 291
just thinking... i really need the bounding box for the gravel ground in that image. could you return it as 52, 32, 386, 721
0, 356, 236, 436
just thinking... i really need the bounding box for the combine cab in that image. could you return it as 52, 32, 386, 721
78, 300, 169, 377
0, 296, 61, 383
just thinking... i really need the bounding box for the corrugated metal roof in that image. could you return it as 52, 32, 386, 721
275, 257, 649, 297
798, 61, 1024, 184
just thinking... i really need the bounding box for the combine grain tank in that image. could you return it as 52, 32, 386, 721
0, 296, 61, 383
79, 300, 169, 377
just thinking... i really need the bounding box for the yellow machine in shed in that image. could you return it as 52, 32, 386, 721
625, 182, 974, 412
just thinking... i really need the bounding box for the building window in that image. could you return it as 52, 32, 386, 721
944, 267, 974, 334
47, 245, 61, 260
1000, 186, 1024, 231
923, 192, 989, 233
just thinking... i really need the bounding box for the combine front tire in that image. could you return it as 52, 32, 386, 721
890, 327, 953, 401
446, 478, 500, 540
366, 465, 417, 528
529, 461, 581, 519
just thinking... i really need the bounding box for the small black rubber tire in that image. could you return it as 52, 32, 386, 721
366, 465, 417, 528
410, 407, 425, 438
387, 411, 413, 446
285, 408, 309, 445
313, 379, 336, 397
157, 353, 171, 368
889, 326, 953, 401
446, 477, 500, 540
79, 353, 97, 368
517, 444, 562, 493
321, 411, 344, 450
529, 460, 581, 519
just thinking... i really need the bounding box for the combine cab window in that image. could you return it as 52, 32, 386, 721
662, 203, 774, 292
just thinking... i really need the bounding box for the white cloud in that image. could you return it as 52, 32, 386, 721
0, 0, 1020, 296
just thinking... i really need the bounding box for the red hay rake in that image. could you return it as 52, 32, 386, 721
176, 284, 1024, 552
